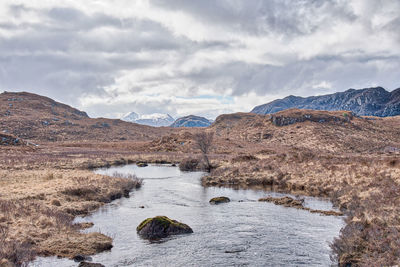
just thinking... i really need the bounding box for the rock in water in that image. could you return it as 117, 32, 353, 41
209, 196, 230, 204
136, 216, 193, 239
78, 263, 105, 267
137, 162, 148, 167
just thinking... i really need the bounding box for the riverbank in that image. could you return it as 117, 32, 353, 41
1, 146, 395, 266
202, 151, 400, 266
34, 163, 343, 267
0, 157, 142, 266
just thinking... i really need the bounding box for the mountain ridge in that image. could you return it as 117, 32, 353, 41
251, 86, 400, 117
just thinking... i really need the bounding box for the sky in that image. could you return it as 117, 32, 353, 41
0, 0, 399, 119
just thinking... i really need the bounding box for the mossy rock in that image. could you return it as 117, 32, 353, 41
209, 196, 230, 204
137, 162, 148, 167
136, 216, 193, 239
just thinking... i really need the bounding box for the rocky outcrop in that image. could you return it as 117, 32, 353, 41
209, 196, 230, 204
136, 216, 193, 239
0, 133, 22, 146
170, 115, 212, 128
252, 87, 400, 117
0, 133, 36, 147
269, 109, 353, 126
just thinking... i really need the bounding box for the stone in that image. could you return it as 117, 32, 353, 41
209, 196, 230, 204
137, 216, 193, 239
78, 262, 105, 267
137, 162, 148, 167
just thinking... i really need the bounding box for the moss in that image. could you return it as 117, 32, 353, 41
136, 216, 189, 232
136, 218, 153, 231
209, 196, 230, 204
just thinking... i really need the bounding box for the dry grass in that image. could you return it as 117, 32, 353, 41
203, 153, 400, 266
179, 158, 201, 171
0, 168, 142, 264
1, 108, 400, 265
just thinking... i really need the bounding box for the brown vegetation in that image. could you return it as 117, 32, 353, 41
0, 168, 142, 266
193, 132, 214, 171
179, 158, 201, 171
1, 93, 400, 266
258, 196, 343, 216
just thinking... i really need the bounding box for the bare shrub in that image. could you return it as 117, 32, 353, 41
111, 172, 143, 189
330, 175, 400, 266
0, 237, 36, 267
62, 186, 99, 198
193, 132, 214, 172
179, 158, 200, 171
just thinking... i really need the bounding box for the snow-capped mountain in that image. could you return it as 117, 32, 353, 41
121, 112, 175, 127
121, 112, 139, 122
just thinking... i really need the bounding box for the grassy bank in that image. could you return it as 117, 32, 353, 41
203, 151, 400, 266
0, 166, 142, 266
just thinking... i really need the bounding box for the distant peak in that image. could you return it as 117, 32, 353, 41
121, 112, 174, 127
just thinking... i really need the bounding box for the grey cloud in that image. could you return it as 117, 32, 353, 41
0, 1, 399, 118
0, 5, 192, 105
154, 53, 400, 99
151, 0, 356, 36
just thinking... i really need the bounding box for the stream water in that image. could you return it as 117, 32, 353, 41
32, 164, 343, 267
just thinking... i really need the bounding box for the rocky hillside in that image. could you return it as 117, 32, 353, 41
211, 109, 400, 154
0, 92, 174, 142
170, 115, 212, 127
251, 87, 400, 117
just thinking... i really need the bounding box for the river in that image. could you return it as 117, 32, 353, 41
32, 164, 343, 267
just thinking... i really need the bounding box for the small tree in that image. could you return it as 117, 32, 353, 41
194, 132, 214, 172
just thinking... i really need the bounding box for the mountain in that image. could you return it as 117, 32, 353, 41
121, 112, 139, 122
170, 115, 212, 127
251, 87, 400, 117
122, 112, 175, 127
0, 91, 171, 141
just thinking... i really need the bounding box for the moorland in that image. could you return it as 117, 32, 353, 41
1, 91, 400, 266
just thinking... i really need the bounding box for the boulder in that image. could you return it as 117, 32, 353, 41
209, 196, 230, 204
73, 255, 92, 262
137, 162, 148, 167
137, 216, 193, 239
78, 262, 105, 267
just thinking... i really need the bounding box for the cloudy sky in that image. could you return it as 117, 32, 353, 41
1, 0, 399, 119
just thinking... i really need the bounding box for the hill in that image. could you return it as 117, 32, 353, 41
170, 115, 212, 127
251, 86, 400, 117
0, 92, 173, 142
211, 109, 400, 154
